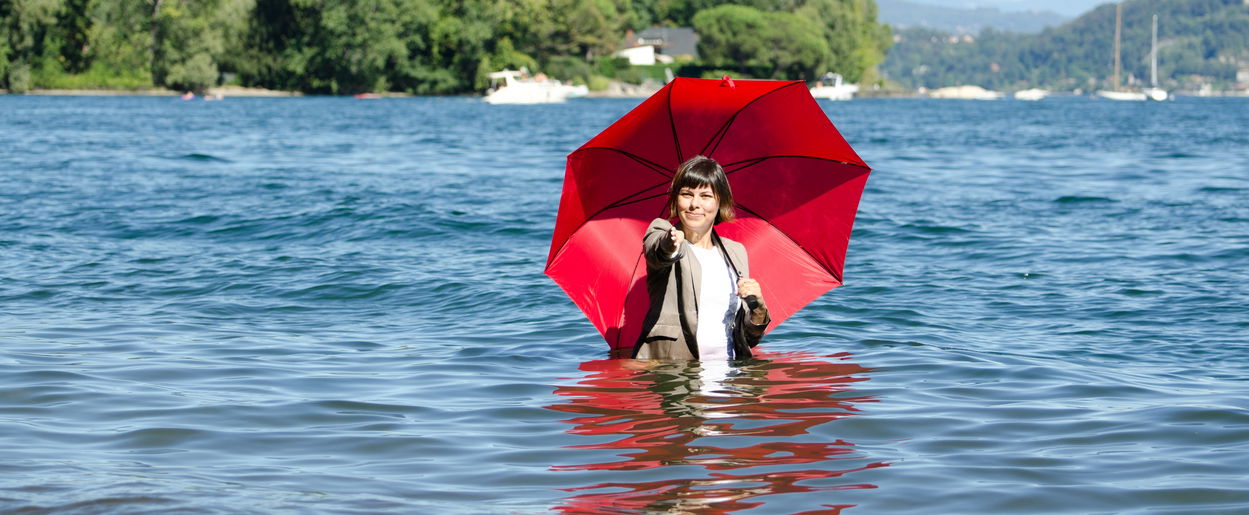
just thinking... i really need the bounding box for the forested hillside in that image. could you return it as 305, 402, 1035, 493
0, 0, 890, 94
876, 0, 1067, 35
881, 0, 1249, 91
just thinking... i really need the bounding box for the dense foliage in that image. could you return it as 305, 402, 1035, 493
882, 0, 1249, 91
1, 0, 890, 94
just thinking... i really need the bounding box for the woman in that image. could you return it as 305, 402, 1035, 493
633, 155, 770, 361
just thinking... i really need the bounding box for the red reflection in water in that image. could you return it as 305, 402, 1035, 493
547, 351, 888, 513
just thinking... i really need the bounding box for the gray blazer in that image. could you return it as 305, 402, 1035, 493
632, 218, 770, 360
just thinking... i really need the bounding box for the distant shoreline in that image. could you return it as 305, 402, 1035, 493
7, 85, 304, 97
2, 80, 668, 99
10, 83, 1244, 100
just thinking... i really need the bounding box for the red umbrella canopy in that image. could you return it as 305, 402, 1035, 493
546, 77, 871, 353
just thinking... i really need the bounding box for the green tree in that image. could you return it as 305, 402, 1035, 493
639, 0, 800, 28
797, 0, 891, 83
152, 0, 252, 92
564, 0, 621, 60
79, 0, 154, 88
693, 4, 828, 80
427, 0, 505, 92
241, 0, 438, 94
2, 0, 64, 92
53, 0, 90, 73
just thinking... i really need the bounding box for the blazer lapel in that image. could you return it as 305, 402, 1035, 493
714, 231, 748, 279
725, 244, 748, 279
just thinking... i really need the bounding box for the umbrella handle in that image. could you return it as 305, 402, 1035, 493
744, 295, 759, 311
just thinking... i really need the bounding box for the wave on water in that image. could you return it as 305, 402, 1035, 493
1052, 195, 1116, 204
1197, 186, 1247, 194
167, 153, 233, 163
1152, 151, 1203, 159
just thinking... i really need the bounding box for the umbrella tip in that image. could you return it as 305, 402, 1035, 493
720, 75, 736, 90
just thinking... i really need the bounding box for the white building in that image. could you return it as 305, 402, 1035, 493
616, 45, 658, 66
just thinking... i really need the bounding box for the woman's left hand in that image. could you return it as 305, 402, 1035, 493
737, 278, 763, 303
738, 278, 767, 325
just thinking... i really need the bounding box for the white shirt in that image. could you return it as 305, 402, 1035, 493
688, 244, 739, 360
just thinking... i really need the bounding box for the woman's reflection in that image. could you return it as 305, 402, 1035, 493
547, 351, 888, 513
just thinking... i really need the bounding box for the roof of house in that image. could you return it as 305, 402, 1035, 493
634, 27, 699, 58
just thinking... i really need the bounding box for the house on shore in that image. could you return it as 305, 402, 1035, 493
616, 27, 699, 66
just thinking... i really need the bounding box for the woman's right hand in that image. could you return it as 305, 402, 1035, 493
668, 228, 685, 251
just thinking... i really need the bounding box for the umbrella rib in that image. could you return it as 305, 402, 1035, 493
667, 83, 683, 164
700, 115, 735, 158
701, 81, 805, 158
572, 186, 669, 232
725, 155, 869, 283
724, 156, 769, 174
722, 154, 873, 175
734, 203, 843, 283
569, 146, 674, 179
604, 189, 668, 211
549, 147, 677, 271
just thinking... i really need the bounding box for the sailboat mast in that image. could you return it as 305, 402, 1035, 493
1113, 3, 1122, 90
1151, 14, 1159, 87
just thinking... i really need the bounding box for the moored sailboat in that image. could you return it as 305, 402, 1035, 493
1096, 3, 1146, 101
1142, 14, 1168, 101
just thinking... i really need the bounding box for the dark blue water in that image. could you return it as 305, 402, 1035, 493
3, 94, 1248, 513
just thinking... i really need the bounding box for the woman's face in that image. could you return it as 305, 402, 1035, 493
677, 185, 718, 232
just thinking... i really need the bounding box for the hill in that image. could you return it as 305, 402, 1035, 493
906, 0, 1103, 17
878, 0, 1068, 34
881, 0, 1249, 91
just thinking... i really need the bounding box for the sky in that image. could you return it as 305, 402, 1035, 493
908, 0, 1109, 17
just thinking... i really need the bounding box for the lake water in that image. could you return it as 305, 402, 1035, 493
2, 94, 1248, 513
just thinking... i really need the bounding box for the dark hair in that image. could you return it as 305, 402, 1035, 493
666, 155, 735, 224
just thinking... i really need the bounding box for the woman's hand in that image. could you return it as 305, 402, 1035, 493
737, 278, 767, 325
737, 278, 762, 300
668, 228, 685, 252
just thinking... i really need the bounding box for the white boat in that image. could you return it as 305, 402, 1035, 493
1096, 3, 1150, 102
1014, 88, 1050, 101
561, 83, 589, 99
1097, 90, 1147, 101
809, 73, 859, 101
484, 70, 571, 104
928, 85, 1004, 100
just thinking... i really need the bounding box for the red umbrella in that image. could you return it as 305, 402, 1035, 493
546, 77, 870, 354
